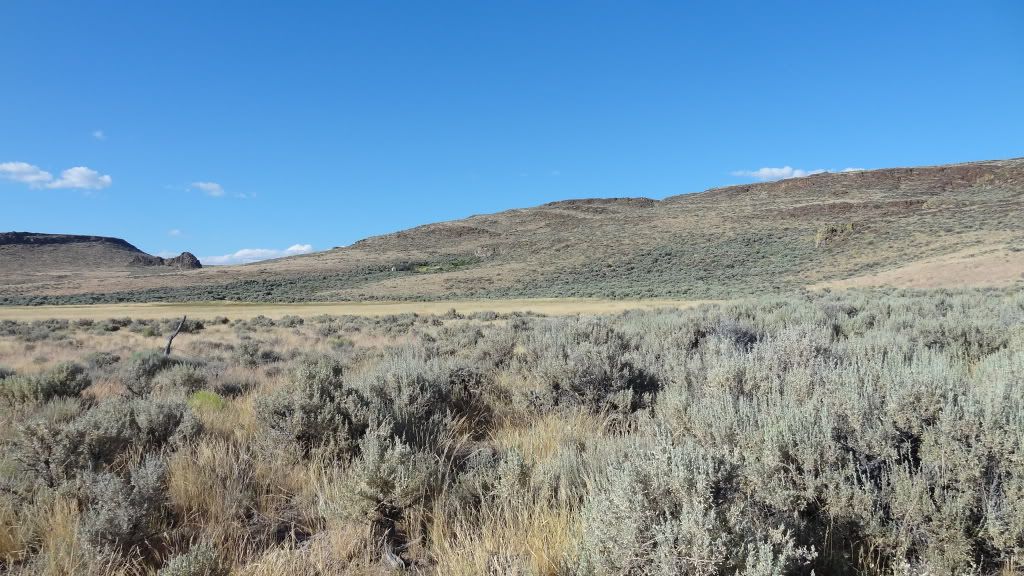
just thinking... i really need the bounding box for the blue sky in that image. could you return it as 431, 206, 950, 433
2, 1, 1022, 264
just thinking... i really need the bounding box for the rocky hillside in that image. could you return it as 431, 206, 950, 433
0, 233, 201, 293
2, 158, 1022, 304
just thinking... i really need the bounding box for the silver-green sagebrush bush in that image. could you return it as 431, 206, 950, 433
255, 353, 370, 458
0, 287, 1022, 574
0, 361, 90, 404
79, 455, 168, 553
158, 542, 228, 576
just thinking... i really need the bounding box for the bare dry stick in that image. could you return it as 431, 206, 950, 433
165, 315, 186, 356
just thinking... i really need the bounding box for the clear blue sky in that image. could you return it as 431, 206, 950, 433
2, 1, 1022, 264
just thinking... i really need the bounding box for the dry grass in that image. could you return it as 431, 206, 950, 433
491, 410, 609, 465
0, 298, 712, 322
428, 496, 581, 575
1, 494, 96, 576
166, 438, 314, 562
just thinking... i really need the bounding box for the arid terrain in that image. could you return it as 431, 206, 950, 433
4, 2, 1022, 574
2, 287, 1023, 575
2, 159, 1024, 576
0, 298, 712, 322
2, 157, 1023, 305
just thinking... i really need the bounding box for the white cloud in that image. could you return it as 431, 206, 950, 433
731, 166, 825, 181
731, 166, 866, 182
190, 181, 225, 197
0, 162, 54, 186
93, 130, 106, 141
168, 229, 182, 237
0, 161, 111, 190
48, 166, 112, 189
201, 244, 314, 265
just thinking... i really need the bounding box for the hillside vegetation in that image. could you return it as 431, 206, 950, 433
0, 233, 200, 298
1, 287, 1022, 574
2, 158, 1023, 305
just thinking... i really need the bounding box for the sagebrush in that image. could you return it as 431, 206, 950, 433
0, 287, 1022, 575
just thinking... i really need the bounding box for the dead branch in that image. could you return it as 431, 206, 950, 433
165, 315, 186, 356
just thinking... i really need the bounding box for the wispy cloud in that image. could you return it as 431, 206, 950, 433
731, 165, 866, 182
92, 129, 106, 141
201, 244, 313, 266
168, 229, 182, 237
190, 181, 225, 197
0, 161, 112, 190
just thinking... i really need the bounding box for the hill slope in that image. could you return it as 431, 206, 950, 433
2, 158, 1023, 304
0, 233, 202, 295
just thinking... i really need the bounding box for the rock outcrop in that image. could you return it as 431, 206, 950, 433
129, 252, 202, 269
165, 252, 202, 269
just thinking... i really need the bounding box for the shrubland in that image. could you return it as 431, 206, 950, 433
0, 287, 1022, 575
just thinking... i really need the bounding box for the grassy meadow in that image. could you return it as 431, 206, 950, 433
1, 288, 1022, 575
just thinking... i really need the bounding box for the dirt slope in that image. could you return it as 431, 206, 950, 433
0, 233, 201, 292
2, 157, 1022, 304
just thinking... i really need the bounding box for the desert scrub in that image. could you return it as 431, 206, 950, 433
153, 363, 209, 394
0, 361, 90, 404
233, 340, 283, 368
158, 541, 228, 576
1, 286, 1023, 574
166, 438, 311, 561
13, 397, 200, 488
580, 432, 815, 575
255, 353, 370, 458
517, 317, 659, 418
78, 455, 169, 554
83, 351, 121, 370
316, 424, 440, 558
119, 349, 183, 397
355, 349, 499, 448
815, 221, 855, 247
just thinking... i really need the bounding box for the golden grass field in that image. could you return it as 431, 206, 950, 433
0, 298, 714, 321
